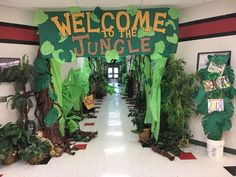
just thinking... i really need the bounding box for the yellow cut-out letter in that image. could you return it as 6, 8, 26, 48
51, 12, 72, 37
153, 12, 166, 33
72, 13, 85, 33
132, 11, 151, 32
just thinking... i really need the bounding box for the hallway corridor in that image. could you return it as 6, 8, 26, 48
1, 93, 235, 177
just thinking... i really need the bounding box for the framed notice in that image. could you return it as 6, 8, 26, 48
196, 51, 231, 71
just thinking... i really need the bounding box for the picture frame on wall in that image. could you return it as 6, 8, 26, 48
196, 51, 231, 71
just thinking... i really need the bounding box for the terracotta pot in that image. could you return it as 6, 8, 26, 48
1, 151, 17, 165
139, 128, 151, 143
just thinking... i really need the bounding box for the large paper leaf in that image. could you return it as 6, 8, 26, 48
59, 117, 65, 136
40, 41, 54, 56
67, 119, 79, 133
194, 85, 206, 104
44, 107, 59, 127
68, 6, 81, 14
168, 8, 180, 19
166, 33, 178, 44
34, 74, 51, 92
34, 57, 49, 73
105, 49, 119, 63
127, 5, 138, 16
33, 10, 48, 25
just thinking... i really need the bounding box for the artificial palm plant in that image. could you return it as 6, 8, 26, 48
4, 55, 35, 130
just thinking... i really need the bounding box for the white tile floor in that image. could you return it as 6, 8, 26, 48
1, 93, 235, 177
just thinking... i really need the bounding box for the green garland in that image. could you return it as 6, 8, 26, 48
195, 54, 236, 140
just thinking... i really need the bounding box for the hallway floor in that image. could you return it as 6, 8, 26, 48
1, 93, 235, 177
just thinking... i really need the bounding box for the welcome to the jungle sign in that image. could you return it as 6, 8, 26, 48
36, 7, 179, 62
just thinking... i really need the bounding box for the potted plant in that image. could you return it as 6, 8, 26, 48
19, 139, 50, 165
161, 57, 197, 148
195, 54, 236, 159
0, 123, 27, 165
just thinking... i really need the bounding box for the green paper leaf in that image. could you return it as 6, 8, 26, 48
67, 119, 79, 133
52, 49, 65, 64
167, 33, 178, 44
137, 27, 155, 38
68, 6, 81, 14
59, 117, 65, 136
33, 10, 48, 25
40, 41, 55, 56
70, 50, 77, 61
94, 7, 104, 19
34, 74, 51, 92
34, 57, 49, 74
155, 41, 165, 54
58, 33, 68, 43
91, 12, 100, 23
105, 49, 119, 63
127, 5, 138, 16
165, 20, 176, 30
194, 85, 206, 104
168, 8, 180, 19
44, 107, 59, 127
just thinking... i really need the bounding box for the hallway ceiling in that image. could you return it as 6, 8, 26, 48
0, 0, 217, 10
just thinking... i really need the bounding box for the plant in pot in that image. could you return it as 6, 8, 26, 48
195, 54, 236, 159
160, 57, 197, 148
0, 123, 27, 165
19, 139, 50, 165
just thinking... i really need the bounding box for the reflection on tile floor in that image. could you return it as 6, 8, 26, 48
1, 94, 235, 177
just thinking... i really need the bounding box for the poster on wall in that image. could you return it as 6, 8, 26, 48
203, 80, 217, 92
216, 75, 230, 89
84, 95, 94, 110
207, 62, 226, 75
208, 99, 224, 113
37, 7, 179, 62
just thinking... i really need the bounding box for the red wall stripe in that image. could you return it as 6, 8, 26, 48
0, 13, 236, 45
0, 26, 38, 42
179, 16, 236, 40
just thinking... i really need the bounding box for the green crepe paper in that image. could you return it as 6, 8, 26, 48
137, 28, 155, 38
52, 49, 65, 64
168, 8, 180, 19
194, 85, 206, 104
34, 74, 51, 92
58, 33, 68, 43
145, 57, 167, 140
165, 20, 176, 30
34, 57, 49, 74
59, 117, 65, 136
44, 107, 59, 127
68, 6, 81, 14
167, 33, 178, 44
40, 41, 55, 56
70, 50, 77, 61
91, 12, 100, 23
105, 49, 119, 63
33, 10, 48, 25
127, 5, 138, 16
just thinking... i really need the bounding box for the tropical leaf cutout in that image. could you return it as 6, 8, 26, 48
40, 41, 54, 56
33, 10, 48, 25
44, 107, 59, 127
67, 119, 79, 133
34, 74, 51, 92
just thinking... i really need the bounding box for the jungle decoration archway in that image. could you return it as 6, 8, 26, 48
34, 6, 180, 144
